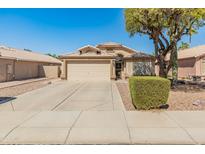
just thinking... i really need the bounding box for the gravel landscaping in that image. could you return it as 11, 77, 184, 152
116, 82, 135, 110
0, 78, 58, 97
116, 81, 205, 111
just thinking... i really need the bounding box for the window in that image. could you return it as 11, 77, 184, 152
96, 51, 101, 55
133, 61, 154, 76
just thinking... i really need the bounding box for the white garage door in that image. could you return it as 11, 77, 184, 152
67, 60, 110, 80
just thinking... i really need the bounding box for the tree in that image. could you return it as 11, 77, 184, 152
124, 9, 205, 81
178, 42, 190, 50
46, 53, 58, 58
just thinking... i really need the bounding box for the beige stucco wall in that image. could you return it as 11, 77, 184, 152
195, 57, 201, 76
0, 59, 61, 82
0, 59, 14, 82
14, 61, 39, 80
155, 58, 197, 78
114, 49, 133, 57
195, 56, 205, 76
125, 61, 133, 77
61, 60, 67, 79
177, 58, 196, 77
202, 58, 205, 75
39, 65, 60, 78
155, 65, 159, 76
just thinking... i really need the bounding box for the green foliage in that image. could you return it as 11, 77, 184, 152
129, 76, 170, 110
46, 53, 58, 58
124, 9, 205, 78
178, 42, 190, 50
125, 9, 205, 38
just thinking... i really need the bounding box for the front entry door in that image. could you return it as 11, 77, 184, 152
115, 60, 123, 79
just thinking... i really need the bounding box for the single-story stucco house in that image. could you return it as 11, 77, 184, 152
59, 42, 155, 80
0, 46, 62, 82
155, 45, 205, 79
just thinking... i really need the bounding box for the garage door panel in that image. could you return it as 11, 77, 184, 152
67, 61, 110, 80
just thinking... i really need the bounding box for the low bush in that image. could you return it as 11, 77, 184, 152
129, 76, 170, 110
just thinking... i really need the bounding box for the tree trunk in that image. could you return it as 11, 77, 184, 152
158, 59, 168, 78
153, 38, 168, 78
159, 67, 167, 78
171, 44, 178, 85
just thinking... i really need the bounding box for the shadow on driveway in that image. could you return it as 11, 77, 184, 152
0, 97, 16, 104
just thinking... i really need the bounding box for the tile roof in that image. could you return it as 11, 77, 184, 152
60, 50, 114, 57
165, 45, 205, 60
130, 52, 154, 58
60, 42, 151, 59
0, 46, 61, 64
177, 45, 205, 59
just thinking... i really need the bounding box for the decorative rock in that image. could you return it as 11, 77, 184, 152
200, 100, 205, 105
193, 100, 200, 106
192, 100, 205, 106
159, 104, 169, 109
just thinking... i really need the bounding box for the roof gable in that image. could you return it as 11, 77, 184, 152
78, 45, 99, 52
96, 42, 137, 54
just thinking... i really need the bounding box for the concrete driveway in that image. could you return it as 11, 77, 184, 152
0, 80, 124, 111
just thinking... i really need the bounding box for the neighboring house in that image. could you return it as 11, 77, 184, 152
59, 42, 155, 80
155, 45, 205, 79
0, 46, 62, 82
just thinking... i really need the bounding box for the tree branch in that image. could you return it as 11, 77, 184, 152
158, 37, 165, 50
159, 31, 169, 47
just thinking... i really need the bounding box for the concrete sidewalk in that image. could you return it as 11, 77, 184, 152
0, 111, 205, 144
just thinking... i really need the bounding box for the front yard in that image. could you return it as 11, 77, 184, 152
116, 81, 205, 111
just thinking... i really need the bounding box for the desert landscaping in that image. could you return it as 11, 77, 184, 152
116, 81, 205, 111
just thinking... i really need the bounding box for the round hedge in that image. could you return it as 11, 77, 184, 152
129, 76, 170, 110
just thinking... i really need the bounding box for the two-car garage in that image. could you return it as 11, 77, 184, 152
67, 60, 111, 80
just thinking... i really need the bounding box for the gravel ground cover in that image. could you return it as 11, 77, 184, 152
116, 82, 135, 110
0, 79, 58, 97
116, 81, 205, 111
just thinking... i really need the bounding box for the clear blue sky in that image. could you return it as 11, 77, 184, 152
0, 8, 205, 55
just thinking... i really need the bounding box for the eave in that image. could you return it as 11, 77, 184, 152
59, 55, 114, 59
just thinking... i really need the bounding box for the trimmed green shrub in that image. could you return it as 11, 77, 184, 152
129, 76, 170, 110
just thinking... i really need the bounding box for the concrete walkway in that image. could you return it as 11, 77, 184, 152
0, 110, 205, 144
